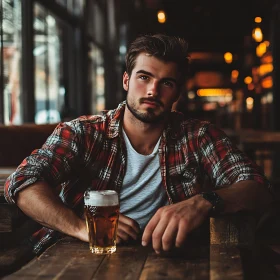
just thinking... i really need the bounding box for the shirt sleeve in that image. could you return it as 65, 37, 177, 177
4, 121, 83, 204
198, 123, 273, 193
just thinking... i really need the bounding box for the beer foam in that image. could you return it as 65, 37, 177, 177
84, 190, 119, 206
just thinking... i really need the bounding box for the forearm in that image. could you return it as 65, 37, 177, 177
215, 180, 274, 215
16, 181, 88, 242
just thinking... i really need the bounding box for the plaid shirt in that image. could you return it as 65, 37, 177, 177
4, 101, 271, 254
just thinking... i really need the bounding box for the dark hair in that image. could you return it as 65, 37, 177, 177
125, 34, 190, 85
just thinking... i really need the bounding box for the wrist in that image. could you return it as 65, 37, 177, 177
72, 218, 88, 242
192, 194, 213, 216
200, 191, 225, 217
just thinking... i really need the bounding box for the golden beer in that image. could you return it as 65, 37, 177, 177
84, 190, 119, 254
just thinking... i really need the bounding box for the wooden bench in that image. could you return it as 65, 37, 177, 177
0, 124, 57, 276
224, 128, 280, 196
0, 123, 57, 230
0, 123, 57, 167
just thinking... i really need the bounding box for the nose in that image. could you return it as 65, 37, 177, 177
147, 80, 159, 97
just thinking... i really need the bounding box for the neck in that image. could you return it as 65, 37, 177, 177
123, 107, 165, 155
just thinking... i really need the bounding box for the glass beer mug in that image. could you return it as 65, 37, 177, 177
84, 190, 119, 254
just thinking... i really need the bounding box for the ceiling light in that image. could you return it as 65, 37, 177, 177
157, 10, 166, 24
224, 52, 232, 64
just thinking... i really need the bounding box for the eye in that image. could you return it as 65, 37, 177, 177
162, 80, 174, 87
138, 75, 149, 81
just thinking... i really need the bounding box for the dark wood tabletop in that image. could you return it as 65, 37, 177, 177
1, 236, 280, 280
0, 237, 238, 280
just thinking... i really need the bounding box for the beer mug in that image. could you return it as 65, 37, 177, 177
84, 190, 119, 254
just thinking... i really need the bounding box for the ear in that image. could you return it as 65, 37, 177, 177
123, 72, 129, 91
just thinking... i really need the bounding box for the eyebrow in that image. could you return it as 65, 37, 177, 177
136, 70, 178, 84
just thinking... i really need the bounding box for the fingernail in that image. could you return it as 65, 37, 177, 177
155, 250, 160, 254
142, 241, 147, 246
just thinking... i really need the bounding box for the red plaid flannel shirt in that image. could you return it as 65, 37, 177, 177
4, 101, 271, 254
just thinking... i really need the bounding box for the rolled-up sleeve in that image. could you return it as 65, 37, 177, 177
4, 121, 82, 204
198, 123, 273, 193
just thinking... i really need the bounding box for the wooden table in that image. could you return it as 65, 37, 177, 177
2, 237, 280, 280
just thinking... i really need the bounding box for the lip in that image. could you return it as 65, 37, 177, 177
142, 101, 160, 107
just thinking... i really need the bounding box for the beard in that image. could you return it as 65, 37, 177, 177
126, 96, 168, 124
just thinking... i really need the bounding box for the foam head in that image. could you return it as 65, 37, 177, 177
84, 190, 119, 206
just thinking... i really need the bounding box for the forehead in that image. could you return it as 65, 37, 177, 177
133, 53, 179, 79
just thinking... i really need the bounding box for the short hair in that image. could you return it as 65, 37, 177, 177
125, 34, 190, 86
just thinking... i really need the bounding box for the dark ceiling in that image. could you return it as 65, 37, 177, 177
136, 0, 278, 54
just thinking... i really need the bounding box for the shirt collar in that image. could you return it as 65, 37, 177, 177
102, 101, 126, 139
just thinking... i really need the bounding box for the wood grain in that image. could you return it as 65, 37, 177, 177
0, 244, 34, 278
92, 245, 148, 280
210, 244, 243, 280
210, 214, 257, 246
3, 238, 104, 279
139, 249, 209, 280
3, 237, 280, 280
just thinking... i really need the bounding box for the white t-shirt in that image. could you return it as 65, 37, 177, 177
120, 129, 168, 231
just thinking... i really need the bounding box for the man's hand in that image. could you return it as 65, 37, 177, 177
141, 195, 212, 253
117, 214, 141, 244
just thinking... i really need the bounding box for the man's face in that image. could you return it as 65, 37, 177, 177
123, 53, 181, 123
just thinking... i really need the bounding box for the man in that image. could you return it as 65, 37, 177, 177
5, 34, 274, 255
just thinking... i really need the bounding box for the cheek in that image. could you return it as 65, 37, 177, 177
130, 81, 147, 94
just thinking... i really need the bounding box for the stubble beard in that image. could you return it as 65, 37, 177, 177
126, 96, 167, 124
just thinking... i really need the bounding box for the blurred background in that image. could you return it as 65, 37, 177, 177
0, 0, 279, 131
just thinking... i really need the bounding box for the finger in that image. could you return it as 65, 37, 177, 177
142, 213, 160, 246
162, 220, 178, 251
117, 228, 133, 242
119, 214, 141, 233
175, 221, 189, 248
118, 214, 140, 240
151, 218, 169, 253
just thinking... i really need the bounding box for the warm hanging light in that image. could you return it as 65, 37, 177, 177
248, 83, 255, 91
252, 27, 263, 42
231, 70, 239, 79
258, 64, 273, 76
261, 76, 273, 89
256, 42, 267, 57
255, 17, 262, 23
244, 76, 253, 84
157, 10, 166, 23
197, 88, 232, 97
246, 97, 254, 111
231, 70, 239, 83
224, 52, 232, 64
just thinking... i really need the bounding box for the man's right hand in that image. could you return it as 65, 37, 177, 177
117, 214, 141, 244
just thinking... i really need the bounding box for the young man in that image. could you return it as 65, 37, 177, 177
5, 34, 274, 255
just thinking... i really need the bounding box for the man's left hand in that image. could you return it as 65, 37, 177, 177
141, 195, 212, 253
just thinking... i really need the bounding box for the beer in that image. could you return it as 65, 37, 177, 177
84, 190, 119, 254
